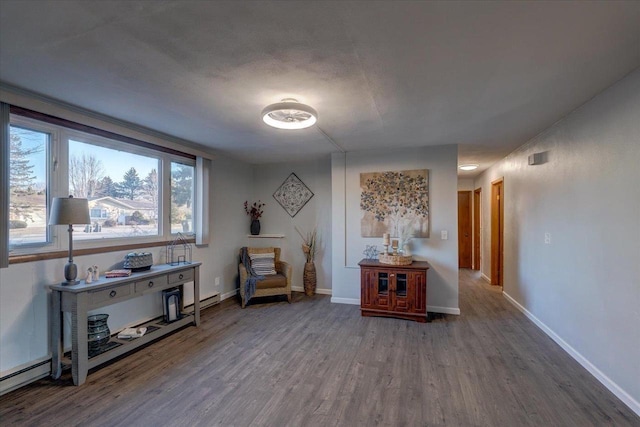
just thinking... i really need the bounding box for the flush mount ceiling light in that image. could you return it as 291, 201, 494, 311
262, 98, 317, 130
459, 164, 479, 171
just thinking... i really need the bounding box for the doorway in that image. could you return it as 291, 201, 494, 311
473, 188, 481, 270
491, 178, 504, 286
458, 191, 472, 268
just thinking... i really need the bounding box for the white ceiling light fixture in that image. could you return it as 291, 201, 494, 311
459, 164, 479, 171
262, 98, 317, 130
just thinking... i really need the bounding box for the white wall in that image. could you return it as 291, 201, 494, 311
475, 69, 640, 412
251, 157, 332, 292
457, 178, 475, 191
331, 145, 460, 313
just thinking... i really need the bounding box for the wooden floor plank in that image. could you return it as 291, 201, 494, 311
1, 270, 638, 426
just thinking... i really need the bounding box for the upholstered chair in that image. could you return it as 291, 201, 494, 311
238, 247, 292, 308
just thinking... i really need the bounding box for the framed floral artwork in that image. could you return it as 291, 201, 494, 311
273, 173, 314, 217
360, 169, 429, 237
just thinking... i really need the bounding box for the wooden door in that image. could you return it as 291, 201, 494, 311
409, 271, 427, 314
473, 188, 481, 270
458, 191, 472, 268
491, 179, 504, 286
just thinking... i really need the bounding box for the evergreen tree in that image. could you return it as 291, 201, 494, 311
96, 176, 117, 198
171, 164, 193, 208
9, 134, 42, 221
118, 167, 142, 200
143, 169, 159, 220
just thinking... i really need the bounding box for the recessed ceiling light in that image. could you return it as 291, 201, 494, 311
459, 164, 479, 171
262, 98, 317, 130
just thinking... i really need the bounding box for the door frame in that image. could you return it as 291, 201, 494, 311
491, 178, 504, 286
473, 187, 481, 270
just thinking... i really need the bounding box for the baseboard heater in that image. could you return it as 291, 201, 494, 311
0, 358, 50, 396
185, 293, 220, 312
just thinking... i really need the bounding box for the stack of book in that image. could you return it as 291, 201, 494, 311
105, 269, 132, 278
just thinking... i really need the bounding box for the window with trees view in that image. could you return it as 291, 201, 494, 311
69, 140, 160, 240
8, 125, 49, 246
7, 110, 198, 255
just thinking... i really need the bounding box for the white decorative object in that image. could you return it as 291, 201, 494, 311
85, 267, 93, 284
93, 265, 99, 281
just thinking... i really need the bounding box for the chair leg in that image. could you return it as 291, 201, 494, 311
287, 294, 292, 303
241, 298, 246, 309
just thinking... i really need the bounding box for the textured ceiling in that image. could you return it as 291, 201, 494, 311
1, 1, 639, 177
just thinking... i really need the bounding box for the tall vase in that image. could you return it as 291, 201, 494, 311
303, 261, 317, 296
250, 219, 260, 235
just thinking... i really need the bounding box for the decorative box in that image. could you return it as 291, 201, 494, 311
123, 252, 153, 272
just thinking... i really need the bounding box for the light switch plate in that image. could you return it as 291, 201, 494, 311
441, 230, 448, 240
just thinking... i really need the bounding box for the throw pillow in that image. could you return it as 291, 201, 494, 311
249, 252, 277, 276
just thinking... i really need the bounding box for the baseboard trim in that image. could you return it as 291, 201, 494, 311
0, 357, 50, 396
502, 291, 640, 416
221, 289, 237, 301
292, 286, 332, 296
427, 305, 461, 315
331, 297, 360, 305
481, 273, 491, 283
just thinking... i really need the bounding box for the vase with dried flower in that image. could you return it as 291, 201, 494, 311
244, 200, 264, 235
296, 226, 318, 296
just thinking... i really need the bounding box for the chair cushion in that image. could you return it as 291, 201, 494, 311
256, 274, 287, 289
249, 252, 277, 275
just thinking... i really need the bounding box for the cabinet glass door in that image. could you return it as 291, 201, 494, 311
378, 272, 389, 294
396, 273, 407, 297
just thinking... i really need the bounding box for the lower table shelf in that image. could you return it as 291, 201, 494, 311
62, 313, 194, 370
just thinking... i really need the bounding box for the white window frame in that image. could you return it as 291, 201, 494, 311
6, 111, 198, 257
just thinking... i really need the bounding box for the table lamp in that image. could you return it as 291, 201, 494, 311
49, 195, 90, 285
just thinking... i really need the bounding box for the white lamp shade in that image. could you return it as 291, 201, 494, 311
49, 196, 91, 225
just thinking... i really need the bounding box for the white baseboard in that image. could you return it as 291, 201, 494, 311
221, 289, 237, 301
0, 356, 50, 396
427, 305, 461, 315
502, 291, 640, 416
291, 286, 332, 295
331, 297, 360, 305
481, 273, 491, 283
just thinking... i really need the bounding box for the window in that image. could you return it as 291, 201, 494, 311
170, 162, 195, 234
5, 107, 199, 257
8, 124, 49, 246
69, 139, 160, 241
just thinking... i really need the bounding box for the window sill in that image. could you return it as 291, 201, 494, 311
8, 238, 195, 265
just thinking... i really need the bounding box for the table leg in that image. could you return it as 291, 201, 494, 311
71, 293, 89, 386
194, 266, 200, 327
50, 290, 62, 379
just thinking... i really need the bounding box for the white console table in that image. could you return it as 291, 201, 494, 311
49, 263, 201, 386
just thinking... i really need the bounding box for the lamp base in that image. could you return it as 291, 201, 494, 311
60, 280, 80, 286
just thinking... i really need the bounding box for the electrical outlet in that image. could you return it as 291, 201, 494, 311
441, 230, 448, 240
544, 232, 551, 244
215, 277, 220, 286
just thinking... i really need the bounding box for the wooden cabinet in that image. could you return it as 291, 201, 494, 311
359, 259, 429, 322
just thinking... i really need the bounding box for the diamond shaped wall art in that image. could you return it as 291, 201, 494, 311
273, 173, 314, 217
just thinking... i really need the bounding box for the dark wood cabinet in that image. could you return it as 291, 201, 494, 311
359, 259, 429, 322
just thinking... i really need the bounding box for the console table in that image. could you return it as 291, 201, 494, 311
359, 259, 429, 322
49, 263, 201, 385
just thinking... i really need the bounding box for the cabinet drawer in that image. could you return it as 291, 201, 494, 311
89, 284, 132, 306
135, 275, 168, 293
168, 269, 193, 284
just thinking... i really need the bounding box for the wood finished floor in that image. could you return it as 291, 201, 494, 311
1, 270, 638, 426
